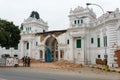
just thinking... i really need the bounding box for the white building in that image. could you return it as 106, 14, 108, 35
1, 6, 120, 67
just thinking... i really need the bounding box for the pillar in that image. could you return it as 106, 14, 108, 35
58, 48, 61, 60
20, 41, 25, 59
81, 36, 85, 64
42, 49, 45, 61
29, 41, 32, 58
70, 37, 74, 63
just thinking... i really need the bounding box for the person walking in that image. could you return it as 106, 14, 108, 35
25, 56, 28, 67
27, 57, 31, 67
22, 56, 25, 67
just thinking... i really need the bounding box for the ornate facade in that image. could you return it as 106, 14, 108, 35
1, 6, 120, 67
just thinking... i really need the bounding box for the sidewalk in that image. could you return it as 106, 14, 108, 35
89, 64, 120, 73
19, 59, 120, 73
7, 63, 120, 80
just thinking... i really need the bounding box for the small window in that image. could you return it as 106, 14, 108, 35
26, 42, 29, 49
91, 38, 94, 44
60, 53, 63, 58
43, 30, 45, 33
98, 55, 101, 58
78, 20, 80, 24
14, 55, 18, 57
67, 39, 69, 44
1, 54, 10, 58
104, 36, 107, 47
104, 55, 108, 59
76, 39, 81, 48
40, 53, 43, 58
97, 38, 100, 47
36, 42, 38, 46
81, 19, 83, 23
30, 27, 31, 30
74, 20, 76, 24
29, 27, 30, 30
40, 50, 43, 58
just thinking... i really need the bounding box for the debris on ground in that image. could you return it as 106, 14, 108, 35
18, 59, 83, 70
54, 60, 83, 69
30, 59, 45, 63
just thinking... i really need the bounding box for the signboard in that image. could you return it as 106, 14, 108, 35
6, 58, 18, 66
6, 58, 14, 66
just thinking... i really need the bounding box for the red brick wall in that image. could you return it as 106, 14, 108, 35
115, 50, 120, 67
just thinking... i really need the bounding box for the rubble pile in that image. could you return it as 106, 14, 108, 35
19, 59, 83, 70
18, 59, 22, 63
30, 59, 44, 63
54, 60, 83, 69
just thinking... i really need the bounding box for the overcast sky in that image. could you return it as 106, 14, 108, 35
0, 0, 120, 30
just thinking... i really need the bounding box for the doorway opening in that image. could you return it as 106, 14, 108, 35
45, 36, 58, 62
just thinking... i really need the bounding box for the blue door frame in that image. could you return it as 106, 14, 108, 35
45, 48, 52, 62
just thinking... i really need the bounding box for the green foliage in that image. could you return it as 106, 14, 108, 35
0, 19, 21, 48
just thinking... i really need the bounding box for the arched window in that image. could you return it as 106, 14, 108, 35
26, 42, 29, 49
103, 36, 107, 47
78, 20, 80, 24
40, 50, 43, 58
74, 20, 76, 24
97, 38, 100, 47
81, 19, 83, 23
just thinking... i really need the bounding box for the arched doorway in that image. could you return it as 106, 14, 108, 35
45, 36, 58, 62
40, 50, 43, 59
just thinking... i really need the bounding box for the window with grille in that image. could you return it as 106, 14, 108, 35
76, 39, 81, 48
26, 42, 29, 49
91, 38, 94, 44
97, 38, 100, 47
104, 36, 107, 47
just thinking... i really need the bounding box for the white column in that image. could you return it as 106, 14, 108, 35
71, 37, 74, 62
29, 41, 32, 58
42, 49, 45, 61
58, 48, 61, 60
108, 26, 117, 67
68, 34, 74, 62
63, 49, 65, 59
20, 41, 25, 59
81, 36, 85, 64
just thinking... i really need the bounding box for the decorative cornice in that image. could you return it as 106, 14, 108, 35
38, 30, 67, 42
22, 17, 48, 26
69, 6, 96, 18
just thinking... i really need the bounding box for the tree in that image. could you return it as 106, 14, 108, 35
0, 19, 21, 49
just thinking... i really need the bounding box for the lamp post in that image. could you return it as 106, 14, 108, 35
86, 3, 105, 15
86, 3, 107, 65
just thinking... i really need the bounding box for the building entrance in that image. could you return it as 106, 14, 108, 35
45, 36, 58, 62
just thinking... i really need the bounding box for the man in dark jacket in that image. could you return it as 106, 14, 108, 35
27, 57, 31, 67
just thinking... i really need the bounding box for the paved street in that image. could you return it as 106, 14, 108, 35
0, 66, 119, 80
